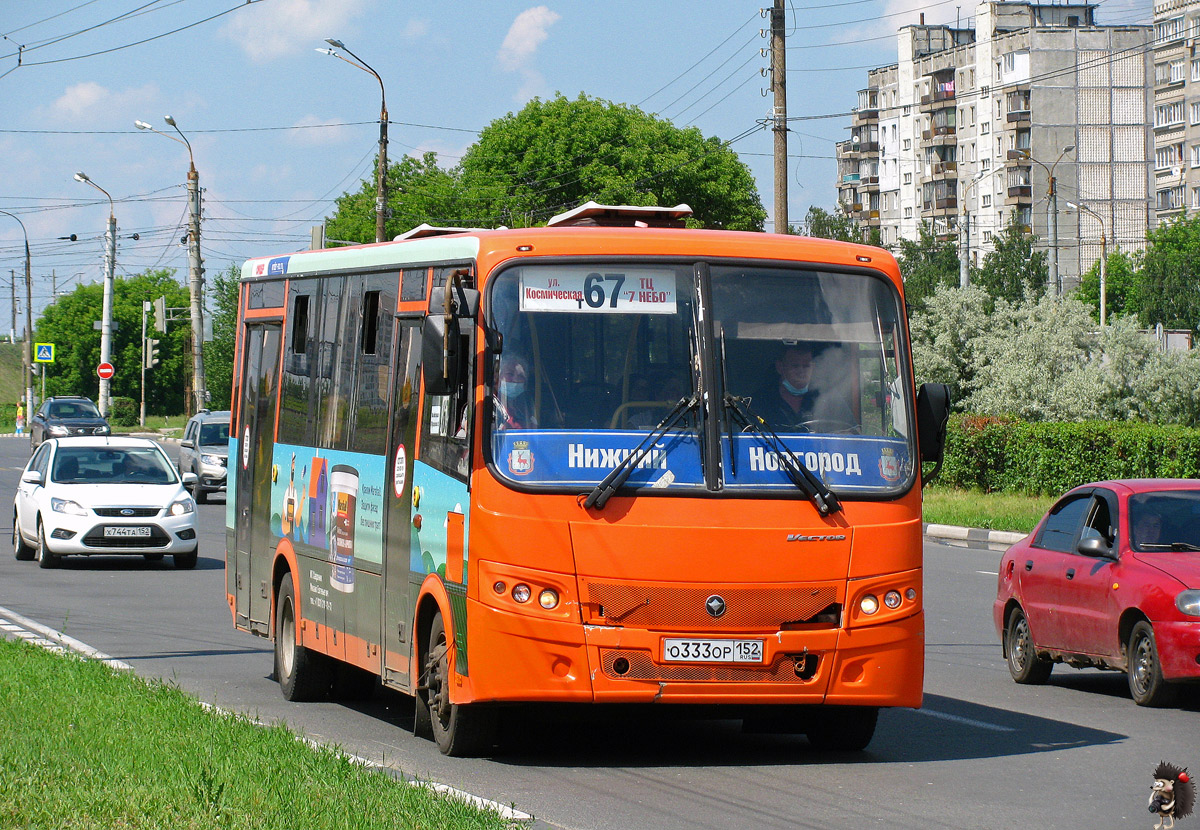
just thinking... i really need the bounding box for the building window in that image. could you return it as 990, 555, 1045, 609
1192, 144, 1200, 167
1156, 102, 1185, 127
982, 194, 992, 207
1191, 102, 1200, 125
903, 138, 911, 151
982, 157, 991, 171
1192, 187, 1200, 209
904, 207, 913, 219
981, 121, 990, 135
1157, 17, 1185, 44
1192, 60, 1200, 82
1173, 60, 1186, 83
903, 171, 912, 185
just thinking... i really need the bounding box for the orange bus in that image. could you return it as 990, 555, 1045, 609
227, 203, 949, 756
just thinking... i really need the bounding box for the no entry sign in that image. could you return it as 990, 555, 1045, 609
96, 362, 114, 380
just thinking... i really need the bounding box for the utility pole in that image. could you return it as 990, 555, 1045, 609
101, 211, 116, 415
1048, 175, 1060, 298
771, 0, 788, 234
186, 161, 207, 413
1, 211, 34, 420
9, 271, 14, 344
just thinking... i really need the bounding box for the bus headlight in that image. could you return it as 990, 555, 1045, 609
512, 584, 531, 604
884, 590, 902, 609
538, 589, 559, 609
859, 594, 880, 615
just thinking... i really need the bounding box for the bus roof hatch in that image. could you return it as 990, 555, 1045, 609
546, 201, 693, 228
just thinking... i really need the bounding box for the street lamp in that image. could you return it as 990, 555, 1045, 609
1018, 145, 1075, 298
958, 170, 989, 289
319, 38, 388, 243
1067, 200, 1108, 327
135, 115, 207, 414
0, 209, 33, 420
73, 171, 117, 417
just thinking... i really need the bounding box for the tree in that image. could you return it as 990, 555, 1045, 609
325, 94, 765, 235
203, 263, 241, 410
973, 217, 1048, 304
326, 152, 463, 244
799, 206, 857, 241
1074, 250, 1139, 322
893, 223, 959, 312
35, 270, 191, 414
1137, 212, 1200, 334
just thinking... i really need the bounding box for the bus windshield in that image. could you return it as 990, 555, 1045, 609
487, 261, 914, 497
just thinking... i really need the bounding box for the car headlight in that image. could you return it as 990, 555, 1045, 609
47, 425, 69, 436
50, 497, 88, 516
98, 425, 111, 434
1177, 590, 1200, 618
201, 454, 223, 466
169, 498, 195, 516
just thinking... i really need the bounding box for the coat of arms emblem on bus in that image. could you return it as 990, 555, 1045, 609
508, 441, 534, 475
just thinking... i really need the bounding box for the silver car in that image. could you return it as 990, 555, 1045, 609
178, 410, 230, 504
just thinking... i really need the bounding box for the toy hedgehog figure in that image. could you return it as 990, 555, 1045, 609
1150, 762, 1195, 830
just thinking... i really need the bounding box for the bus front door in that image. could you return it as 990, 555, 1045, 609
382, 319, 421, 689
234, 323, 282, 636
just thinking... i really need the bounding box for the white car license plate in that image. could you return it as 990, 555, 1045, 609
662, 638, 764, 663
104, 526, 152, 538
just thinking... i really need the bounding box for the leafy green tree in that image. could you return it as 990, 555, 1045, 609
799, 206, 857, 241
1074, 250, 1139, 322
203, 263, 240, 410
1136, 213, 1200, 334
973, 217, 1048, 304
326, 152, 463, 244
893, 223, 959, 312
35, 270, 190, 415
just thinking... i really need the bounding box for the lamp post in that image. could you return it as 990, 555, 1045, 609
0, 210, 33, 419
958, 170, 988, 289
320, 38, 388, 243
73, 172, 117, 417
1019, 145, 1075, 298
135, 115, 207, 413
1067, 200, 1108, 327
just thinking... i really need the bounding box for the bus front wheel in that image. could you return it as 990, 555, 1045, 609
274, 577, 330, 701
805, 706, 878, 751
422, 611, 497, 757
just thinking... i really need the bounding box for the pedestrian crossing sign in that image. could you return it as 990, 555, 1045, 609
34, 343, 54, 363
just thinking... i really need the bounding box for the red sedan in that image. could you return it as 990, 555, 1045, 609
994, 479, 1200, 706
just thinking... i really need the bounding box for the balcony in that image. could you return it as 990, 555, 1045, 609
1006, 185, 1033, 204
1006, 109, 1031, 124
931, 161, 957, 177
853, 107, 879, 124
840, 173, 861, 185
1007, 149, 1032, 161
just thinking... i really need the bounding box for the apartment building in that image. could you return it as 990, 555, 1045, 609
1152, 0, 1200, 222
836, 1, 1153, 292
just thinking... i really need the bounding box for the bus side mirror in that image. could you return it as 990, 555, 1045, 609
422, 314, 455, 395
916, 382, 951, 484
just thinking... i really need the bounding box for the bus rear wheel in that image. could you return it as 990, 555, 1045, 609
422, 611, 497, 757
274, 577, 330, 701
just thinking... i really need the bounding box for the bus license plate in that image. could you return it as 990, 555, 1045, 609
104, 526, 152, 537
662, 638, 764, 664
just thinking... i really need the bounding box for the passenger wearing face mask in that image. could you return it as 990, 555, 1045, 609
752, 343, 856, 433
494, 353, 537, 430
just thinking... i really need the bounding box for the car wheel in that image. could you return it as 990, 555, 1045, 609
1005, 606, 1052, 684
36, 520, 60, 569
805, 706, 879, 751
173, 548, 198, 569
13, 511, 34, 561
194, 484, 208, 505
1128, 621, 1177, 707
274, 576, 331, 701
423, 611, 498, 756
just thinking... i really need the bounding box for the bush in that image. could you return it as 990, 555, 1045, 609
942, 413, 1200, 494
110, 396, 138, 427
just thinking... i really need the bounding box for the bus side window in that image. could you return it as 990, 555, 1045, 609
350, 279, 396, 456
420, 274, 474, 482
280, 282, 316, 447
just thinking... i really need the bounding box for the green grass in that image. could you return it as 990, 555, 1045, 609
922, 486, 1054, 534
0, 638, 519, 830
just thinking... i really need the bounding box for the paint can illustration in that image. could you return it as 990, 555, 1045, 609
330, 464, 358, 592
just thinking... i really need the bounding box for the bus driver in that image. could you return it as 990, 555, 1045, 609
754, 342, 856, 433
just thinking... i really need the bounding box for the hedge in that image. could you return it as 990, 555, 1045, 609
941, 414, 1200, 495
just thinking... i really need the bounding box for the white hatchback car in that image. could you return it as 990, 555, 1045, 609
13, 437, 200, 569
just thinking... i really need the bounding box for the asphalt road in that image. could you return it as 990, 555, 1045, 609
1, 435, 1196, 829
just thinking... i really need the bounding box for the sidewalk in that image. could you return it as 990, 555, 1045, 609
923, 522, 1027, 550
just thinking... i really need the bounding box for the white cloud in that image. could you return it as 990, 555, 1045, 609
288, 115, 350, 146
402, 19, 430, 39
48, 81, 160, 121
498, 6, 560, 71
221, 0, 370, 62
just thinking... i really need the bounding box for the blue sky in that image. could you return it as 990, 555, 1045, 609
0, 0, 1148, 328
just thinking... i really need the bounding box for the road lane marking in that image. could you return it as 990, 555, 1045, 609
0, 603, 532, 823
915, 708, 1016, 732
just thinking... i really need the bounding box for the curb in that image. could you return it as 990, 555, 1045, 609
924, 522, 1027, 549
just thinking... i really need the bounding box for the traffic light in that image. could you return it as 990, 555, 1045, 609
153, 296, 167, 332
145, 337, 160, 369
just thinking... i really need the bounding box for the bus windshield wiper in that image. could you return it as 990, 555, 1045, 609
724, 393, 842, 517
583, 394, 699, 510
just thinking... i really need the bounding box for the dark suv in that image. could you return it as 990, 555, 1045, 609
178, 410, 230, 503
29, 396, 111, 450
